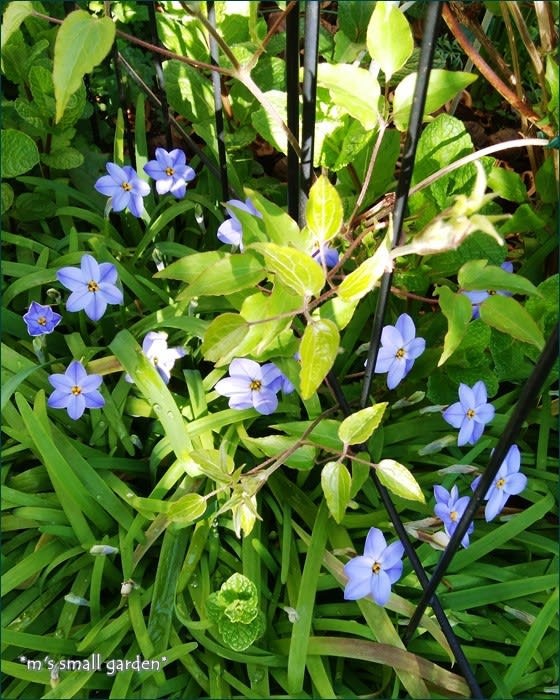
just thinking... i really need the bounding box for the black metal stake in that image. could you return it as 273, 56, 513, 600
207, 0, 229, 204
144, 0, 173, 150
300, 0, 320, 224
286, 1, 300, 223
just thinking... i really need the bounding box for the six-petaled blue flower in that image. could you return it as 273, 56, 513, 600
94, 163, 151, 217
57, 254, 123, 321
374, 313, 426, 389
47, 360, 105, 420
217, 198, 262, 250
433, 484, 474, 548
312, 244, 339, 269
214, 358, 283, 415
462, 261, 514, 319
443, 380, 495, 446
343, 527, 404, 606
471, 444, 527, 521
23, 302, 62, 336
144, 148, 196, 199
126, 331, 186, 384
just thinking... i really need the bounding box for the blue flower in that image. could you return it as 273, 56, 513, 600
57, 254, 123, 321
343, 527, 404, 606
126, 331, 185, 384
94, 163, 151, 217
312, 245, 339, 269
374, 313, 426, 389
462, 261, 514, 319
47, 360, 105, 420
214, 358, 282, 415
443, 381, 495, 446
143, 148, 196, 199
217, 198, 262, 250
433, 484, 473, 548
23, 302, 62, 336
268, 364, 295, 395
471, 444, 527, 521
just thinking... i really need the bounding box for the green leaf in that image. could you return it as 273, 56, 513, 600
251, 242, 325, 298
167, 494, 207, 526
499, 203, 546, 234
458, 260, 540, 296
316, 63, 380, 130
244, 436, 316, 471
244, 188, 301, 247
367, 2, 413, 81
155, 250, 225, 281
338, 233, 391, 302
306, 174, 344, 244
487, 168, 527, 203
185, 448, 234, 482
41, 147, 84, 170
1, 129, 40, 177
338, 403, 388, 445
479, 295, 545, 350
201, 313, 251, 366
1, 182, 14, 212
313, 295, 358, 331
436, 286, 473, 366
218, 612, 265, 651
1, 1, 33, 50
321, 461, 352, 524
176, 252, 266, 300
299, 319, 340, 400
392, 70, 477, 131
251, 89, 288, 154
376, 459, 425, 503
53, 10, 115, 123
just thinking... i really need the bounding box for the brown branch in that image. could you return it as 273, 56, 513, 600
442, 3, 554, 138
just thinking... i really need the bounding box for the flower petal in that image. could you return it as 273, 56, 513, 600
252, 388, 278, 415
343, 557, 373, 600
386, 359, 406, 389
80, 255, 101, 283
99, 284, 124, 306
67, 393, 86, 420
471, 380, 488, 405
457, 418, 475, 446
485, 490, 508, 521
474, 403, 495, 423
47, 389, 71, 409
395, 313, 416, 344
57, 266, 87, 292
370, 569, 392, 606
363, 528, 386, 560
458, 383, 475, 409
380, 541, 404, 569
94, 175, 121, 197
66, 289, 92, 313
98, 263, 118, 285
443, 402, 465, 429
504, 472, 527, 495
83, 294, 108, 321
83, 390, 105, 410
229, 358, 261, 381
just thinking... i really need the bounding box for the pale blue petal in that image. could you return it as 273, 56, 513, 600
458, 418, 475, 446
127, 194, 145, 218
443, 402, 465, 429
380, 325, 403, 349
374, 346, 397, 373
406, 337, 425, 359
485, 490, 508, 521
386, 560, 404, 584
380, 541, 404, 569
106, 162, 127, 183
228, 394, 254, 410
370, 569, 392, 606
434, 485, 450, 503
67, 361, 88, 385
99, 284, 123, 306
504, 472, 527, 495
458, 383, 475, 409
343, 557, 373, 600
47, 389, 71, 409
83, 390, 105, 410
386, 359, 406, 389
67, 393, 86, 420
84, 294, 107, 321
66, 288, 91, 313
469, 421, 485, 444
155, 178, 173, 194
395, 313, 416, 344
98, 263, 118, 285
472, 380, 487, 405
252, 388, 278, 415
474, 403, 494, 423
80, 374, 103, 393
57, 266, 87, 292
111, 188, 130, 212
95, 175, 121, 197
363, 528, 386, 560
229, 358, 261, 381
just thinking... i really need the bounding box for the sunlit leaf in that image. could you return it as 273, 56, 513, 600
321, 461, 352, 523
376, 459, 425, 503
299, 319, 340, 399
338, 403, 388, 445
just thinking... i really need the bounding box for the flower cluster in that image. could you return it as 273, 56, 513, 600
125, 332, 185, 385
343, 528, 404, 606
373, 313, 426, 389
433, 444, 527, 547
214, 358, 293, 416
94, 148, 196, 218
57, 254, 123, 322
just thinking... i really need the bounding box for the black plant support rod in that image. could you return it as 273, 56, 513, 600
286, 1, 300, 223
207, 1, 230, 204
299, 0, 320, 225
361, 1, 442, 408
404, 323, 559, 643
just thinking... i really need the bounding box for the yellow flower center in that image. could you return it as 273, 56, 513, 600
121, 182, 132, 192
496, 478, 506, 489
87, 280, 99, 293
165, 167, 175, 176
395, 347, 405, 359
450, 510, 458, 522
487, 289, 496, 295
153, 356, 159, 365
372, 561, 381, 574
466, 408, 476, 419
249, 380, 262, 391
71, 386, 82, 396
38, 316, 47, 326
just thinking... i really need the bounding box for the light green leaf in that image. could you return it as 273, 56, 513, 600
392, 70, 477, 131
487, 168, 527, 203
155, 250, 225, 281
436, 286, 473, 366
168, 494, 207, 526
367, 2, 413, 81
316, 63, 380, 130
338, 403, 388, 446
176, 251, 265, 300
251, 242, 325, 297
185, 448, 234, 482
244, 188, 301, 247
1, 182, 14, 212
479, 295, 545, 350
1, 129, 40, 178
251, 89, 288, 154
458, 260, 540, 296
201, 313, 251, 366
306, 174, 344, 243
244, 436, 316, 471
338, 233, 391, 302
321, 461, 352, 524
1, 1, 33, 50
314, 295, 359, 331
299, 319, 340, 400
53, 10, 115, 123
376, 459, 425, 503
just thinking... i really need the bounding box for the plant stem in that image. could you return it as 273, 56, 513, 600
442, 3, 554, 138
